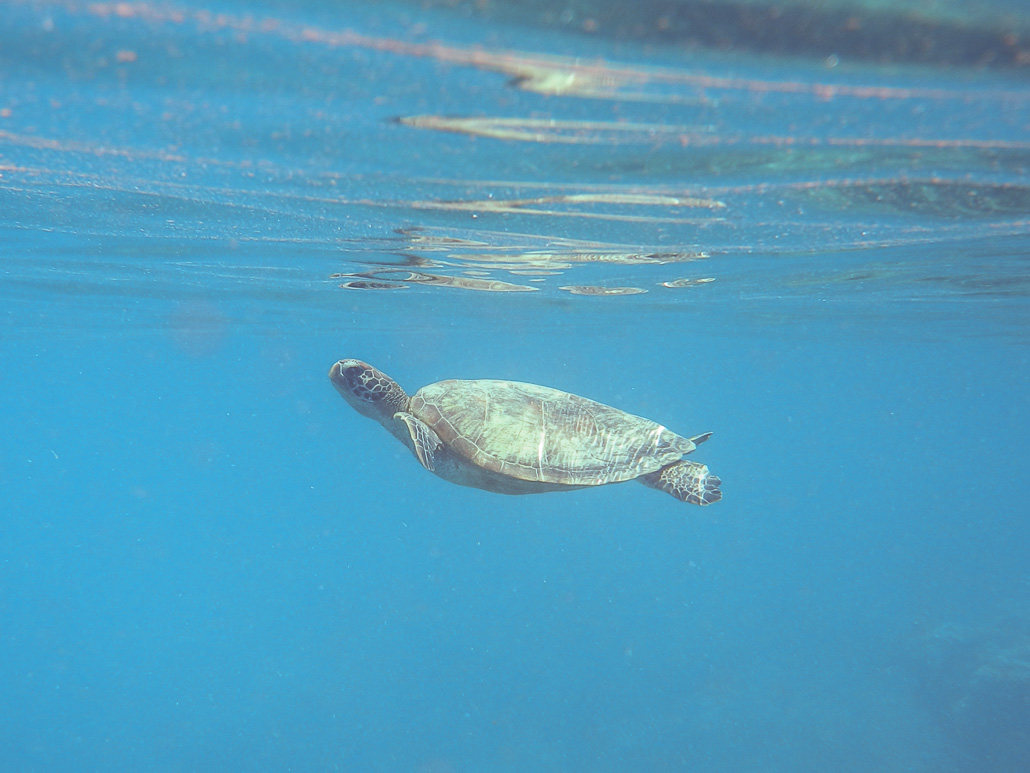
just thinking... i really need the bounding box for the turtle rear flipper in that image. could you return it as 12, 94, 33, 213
640, 461, 722, 505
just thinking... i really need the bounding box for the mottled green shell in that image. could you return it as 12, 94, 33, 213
410, 379, 696, 486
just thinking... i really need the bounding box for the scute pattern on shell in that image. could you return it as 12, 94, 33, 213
411, 379, 694, 486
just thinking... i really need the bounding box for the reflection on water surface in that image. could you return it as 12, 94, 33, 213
0, 0, 1027, 334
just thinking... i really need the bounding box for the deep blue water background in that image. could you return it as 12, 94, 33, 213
2, 0, 1030, 770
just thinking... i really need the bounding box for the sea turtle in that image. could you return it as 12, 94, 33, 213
329, 359, 722, 505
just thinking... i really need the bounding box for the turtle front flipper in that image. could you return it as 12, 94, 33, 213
395, 412, 442, 472
640, 460, 722, 505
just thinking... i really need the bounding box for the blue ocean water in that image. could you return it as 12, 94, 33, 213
2, 1, 1029, 771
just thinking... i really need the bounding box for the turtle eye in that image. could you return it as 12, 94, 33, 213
344, 366, 381, 402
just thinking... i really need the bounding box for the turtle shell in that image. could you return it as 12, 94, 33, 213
410, 379, 695, 486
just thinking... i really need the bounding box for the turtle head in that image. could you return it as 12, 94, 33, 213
329, 359, 410, 426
